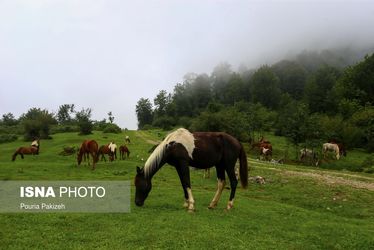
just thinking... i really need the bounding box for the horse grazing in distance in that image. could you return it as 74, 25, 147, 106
135, 128, 249, 212
108, 142, 117, 160
328, 140, 347, 157
98, 145, 114, 162
252, 140, 273, 161
323, 143, 340, 160
125, 135, 131, 144
77, 140, 99, 169
119, 145, 130, 160
300, 148, 316, 161
12, 140, 40, 161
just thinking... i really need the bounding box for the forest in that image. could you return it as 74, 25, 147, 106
136, 49, 374, 152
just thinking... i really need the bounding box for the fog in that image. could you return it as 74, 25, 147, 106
1, 0, 373, 129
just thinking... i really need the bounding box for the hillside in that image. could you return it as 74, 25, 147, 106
0, 130, 373, 249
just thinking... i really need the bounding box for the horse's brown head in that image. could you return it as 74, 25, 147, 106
134, 167, 152, 207
77, 150, 83, 165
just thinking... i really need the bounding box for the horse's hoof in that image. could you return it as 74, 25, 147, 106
183, 202, 189, 208
187, 208, 195, 213
208, 203, 217, 209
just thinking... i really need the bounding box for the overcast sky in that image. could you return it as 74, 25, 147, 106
1, 0, 373, 129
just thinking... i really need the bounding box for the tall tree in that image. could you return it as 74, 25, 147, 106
304, 65, 341, 114
271, 60, 307, 100
1, 113, 18, 126
335, 53, 374, 106
108, 111, 114, 123
250, 66, 281, 109
57, 104, 75, 125
136, 98, 153, 129
75, 108, 93, 135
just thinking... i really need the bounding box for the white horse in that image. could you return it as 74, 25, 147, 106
322, 143, 340, 160
300, 148, 315, 160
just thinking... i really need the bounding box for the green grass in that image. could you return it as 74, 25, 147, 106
0, 130, 373, 249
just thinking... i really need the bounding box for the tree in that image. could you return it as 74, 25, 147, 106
335, 53, 374, 106
108, 111, 114, 123
136, 98, 153, 129
75, 108, 93, 135
153, 90, 169, 118
304, 65, 341, 114
1, 113, 18, 126
20, 108, 57, 140
190, 106, 250, 141
211, 62, 232, 102
57, 104, 75, 125
271, 60, 307, 100
250, 66, 281, 109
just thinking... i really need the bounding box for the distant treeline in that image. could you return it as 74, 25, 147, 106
136, 50, 374, 152
0, 105, 122, 143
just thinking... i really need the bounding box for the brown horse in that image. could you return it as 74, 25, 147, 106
12, 142, 40, 161
135, 128, 248, 211
119, 145, 130, 159
77, 140, 99, 170
252, 141, 273, 160
98, 145, 115, 162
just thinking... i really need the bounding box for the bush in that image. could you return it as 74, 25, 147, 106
361, 155, 374, 173
103, 123, 122, 134
0, 134, 18, 144
189, 107, 249, 141
50, 125, 79, 134
152, 116, 176, 130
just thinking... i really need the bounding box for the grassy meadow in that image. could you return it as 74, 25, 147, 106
0, 130, 373, 249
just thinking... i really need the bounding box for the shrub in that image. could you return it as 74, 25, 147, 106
0, 134, 18, 144
103, 123, 122, 134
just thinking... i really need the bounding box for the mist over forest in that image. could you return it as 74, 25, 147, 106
136, 46, 374, 152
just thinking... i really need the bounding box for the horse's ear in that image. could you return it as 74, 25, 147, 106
136, 166, 141, 174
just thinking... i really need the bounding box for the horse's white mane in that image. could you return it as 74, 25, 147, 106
108, 142, 117, 152
144, 128, 195, 177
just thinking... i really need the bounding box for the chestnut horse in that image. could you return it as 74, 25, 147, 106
119, 145, 130, 159
98, 145, 114, 162
252, 141, 273, 160
12, 140, 40, 161
135, 128, 249, 212
77, 140, 99, 170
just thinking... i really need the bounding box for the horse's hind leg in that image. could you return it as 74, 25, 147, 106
225, 163, 239, 210
208, 166, 226, 209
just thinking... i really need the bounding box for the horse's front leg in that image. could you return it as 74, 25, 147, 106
208, 166, 226, 209
176, 162, 194, 212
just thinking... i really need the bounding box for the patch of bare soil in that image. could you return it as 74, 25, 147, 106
283, 170, 374, 191
249, 159, 374, 191
136, 131, 159, 145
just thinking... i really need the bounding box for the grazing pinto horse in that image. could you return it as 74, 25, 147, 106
77, 140, 99, 169
125, 136, 131, 144
135, 128, 249, 211
12, 140, 40, 161
119, 145, 130, 159
108, 142, 117, 160
252, 141, 273, 160
323, 143, 340, 160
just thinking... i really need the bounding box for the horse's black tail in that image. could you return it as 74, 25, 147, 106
239, 144, 248, 188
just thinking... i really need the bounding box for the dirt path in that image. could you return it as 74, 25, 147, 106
249, 159, 374, 191
135, 131, 160, 145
